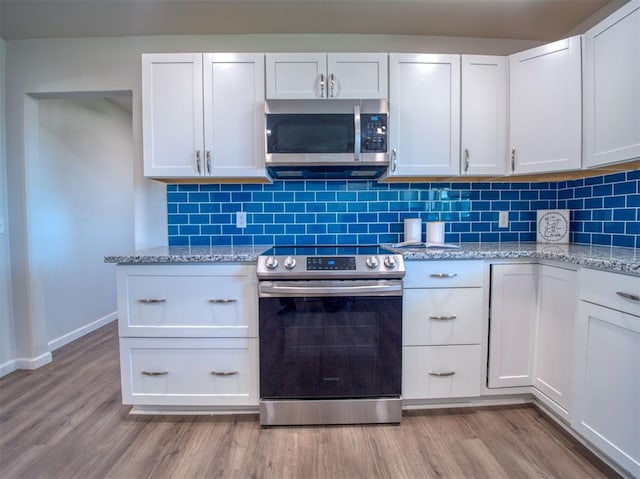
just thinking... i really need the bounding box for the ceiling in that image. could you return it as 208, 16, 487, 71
0, 0, 629, 42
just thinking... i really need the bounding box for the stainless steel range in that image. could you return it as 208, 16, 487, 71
257, 245, 405, 426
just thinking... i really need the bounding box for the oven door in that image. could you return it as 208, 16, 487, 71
258, 279, 402, 400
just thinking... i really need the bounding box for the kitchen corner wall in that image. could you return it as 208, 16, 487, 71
168, 168, 640, 248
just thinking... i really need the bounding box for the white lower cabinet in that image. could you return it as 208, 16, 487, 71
532, 265, 577, 419
120, 337, 258, 407
573, 269, 640, 477
488, 263, 538, 388
116, 264, 259, 410
403, 345, 482, 399
402, 260, 484, 401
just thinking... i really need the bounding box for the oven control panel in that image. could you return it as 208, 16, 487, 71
307, 256, 356, 270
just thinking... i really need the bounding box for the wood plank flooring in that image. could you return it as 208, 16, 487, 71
0, 322, 619, 479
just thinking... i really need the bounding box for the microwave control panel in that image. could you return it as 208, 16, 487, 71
361, 114, 387, 153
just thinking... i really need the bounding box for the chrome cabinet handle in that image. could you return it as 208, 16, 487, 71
511, 148, 516, 172
208, 299, 237, 304
616, 291, 640, 302
195, 150, 201, 174
142, 370, 168, 376
319, 73, 325, 98
211, 370, 239, 376
429, 315, 457, 321
428, 371, 455, 377
353, 105, 361, 161
429, 273, 458, 278
138, 299, 167, 304
463, 148, 470, 173
206, 149, 211, 175
330, 73, 335, 97
391, 149, 398, 172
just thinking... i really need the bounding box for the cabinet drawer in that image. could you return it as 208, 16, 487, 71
120, 337, 258, 406
580, 268, 640, 317
402, 345, 482, 399
403, 288, 483, 345
404, 260, 485, 288
118, 265, 257, 337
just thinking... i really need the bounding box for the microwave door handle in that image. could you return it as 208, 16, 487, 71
354, 105, 361, 161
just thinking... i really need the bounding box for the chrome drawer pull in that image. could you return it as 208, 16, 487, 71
208, 299, 238, 304
211, 370, 239, 376
429, 315, 457, 321
138, 299, 167, 304
616, 291, 640, 302
428, 370, 455, 377
142, 370, 168, 376
429, 273, 458, 278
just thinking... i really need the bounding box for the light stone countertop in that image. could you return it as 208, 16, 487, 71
105, 242, 640, 276
381, 242, 640, 276
104, 245, 272, 264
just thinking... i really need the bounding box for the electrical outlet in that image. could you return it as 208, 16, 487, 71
498, 211, 509, 228
236, 211, 247, 229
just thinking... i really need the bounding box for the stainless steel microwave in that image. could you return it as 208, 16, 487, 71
265, 106, 388, 180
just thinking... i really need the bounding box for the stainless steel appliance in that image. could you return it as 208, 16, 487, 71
265, 105, 388, 179
257, 245, 405, 426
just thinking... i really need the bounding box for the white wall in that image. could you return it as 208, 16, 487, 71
3, 33, 541, 372
0, 38, 17, 374
35, 98, 134, 346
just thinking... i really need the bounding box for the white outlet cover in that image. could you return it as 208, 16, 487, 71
498, 211, 509, 228
236, 211, 247, 228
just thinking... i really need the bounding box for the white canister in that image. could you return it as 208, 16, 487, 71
426, 221, 445, 244
404, 218, 422, 243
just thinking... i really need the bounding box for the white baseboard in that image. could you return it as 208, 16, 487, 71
48, 311, 117, 352
15, 351, 53, 370
0, 359, 18, 377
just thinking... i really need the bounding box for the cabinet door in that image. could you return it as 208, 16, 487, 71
488, 264, 538, 388
403, 345, 482, 399
142, 53, 204, 177
583, 0, 640, 168
118, 264, 258, 338
533, 265, 577, 416
265, 53, 327, 99
461, 55, 508, 176
120, 337, 259, 407
388, 54, 461, 176
509, 37, 582, 174
573, 302, 640, 476
203, 53, 267, 178
327, 53, 388, 99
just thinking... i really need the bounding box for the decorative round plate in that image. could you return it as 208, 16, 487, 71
537, 210, 570, 243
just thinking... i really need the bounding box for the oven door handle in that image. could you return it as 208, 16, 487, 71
258, 280, 403, 297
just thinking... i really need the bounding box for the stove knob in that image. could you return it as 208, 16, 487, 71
265, 256, 278, 270
365, 256, 379, 269
384, 256, 397, 269
283, 256, 297, 270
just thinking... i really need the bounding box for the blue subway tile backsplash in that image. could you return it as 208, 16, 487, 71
168, 169, 640, 248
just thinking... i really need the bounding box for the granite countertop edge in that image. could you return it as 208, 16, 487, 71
105, 242, 640, 276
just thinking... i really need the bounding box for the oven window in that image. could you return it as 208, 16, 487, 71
266, 114, 355, 154
259, 295, 402, 399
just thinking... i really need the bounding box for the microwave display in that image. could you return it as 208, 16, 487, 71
266, 113, 387, 155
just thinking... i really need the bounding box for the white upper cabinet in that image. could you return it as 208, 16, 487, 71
461, 55, 508, 176
143, 53, 267, 179
583, 0, 640, 168
203, 53, 267, 178
142, 53, 205, 178
265, 53, 388, 99
388, 53, 461, 177
509, 36, 582, 175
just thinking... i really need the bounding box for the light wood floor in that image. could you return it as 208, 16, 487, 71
0, 321, 618, 479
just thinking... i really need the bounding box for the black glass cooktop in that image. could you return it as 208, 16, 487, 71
262, 245, 387, 256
